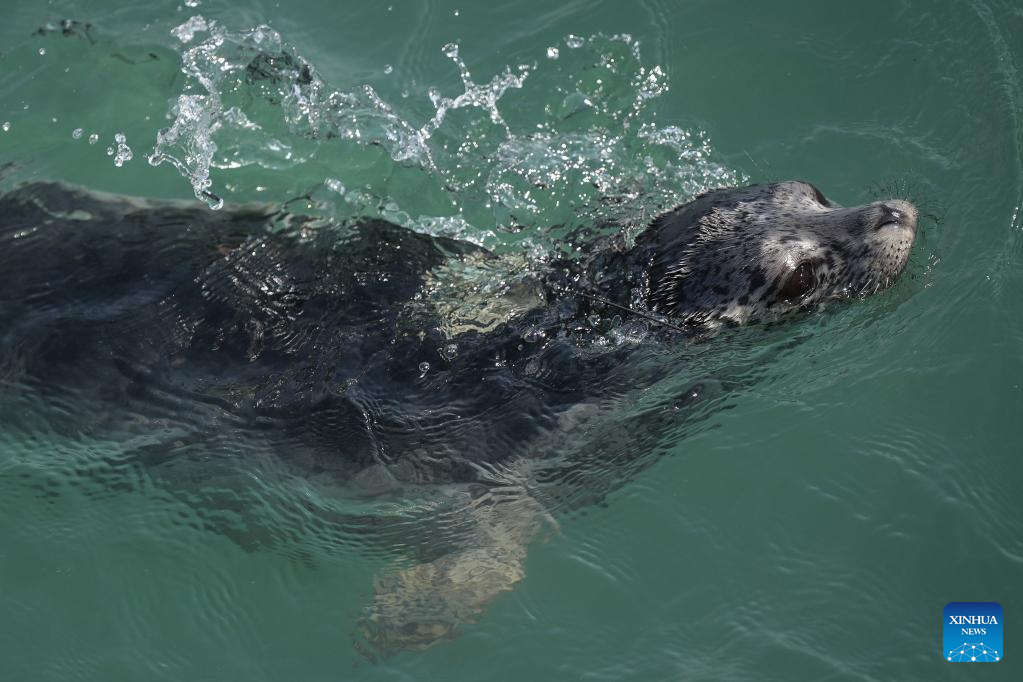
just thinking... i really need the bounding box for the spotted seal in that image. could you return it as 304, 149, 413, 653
633, 181, 918, 324
0, 179, 917, 655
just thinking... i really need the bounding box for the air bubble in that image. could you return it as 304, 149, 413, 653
72, 128, 83, 139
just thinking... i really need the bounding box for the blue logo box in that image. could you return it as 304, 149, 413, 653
944, 602, 1002, 662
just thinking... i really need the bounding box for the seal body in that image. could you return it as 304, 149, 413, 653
0, 179, 917, 653
0, 180, 917, 481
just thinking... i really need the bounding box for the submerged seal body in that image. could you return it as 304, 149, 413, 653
0, 179, 917, 653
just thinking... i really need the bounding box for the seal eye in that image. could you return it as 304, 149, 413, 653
779, 261, 816, 302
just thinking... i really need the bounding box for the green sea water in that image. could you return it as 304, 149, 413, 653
1, 1, 1021, 680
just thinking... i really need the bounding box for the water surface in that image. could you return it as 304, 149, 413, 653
1, 1, 1021, 680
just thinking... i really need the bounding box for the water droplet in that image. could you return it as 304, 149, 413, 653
72, 128, 83, 139
112, 132, 133, 167
38, 47, 46, 56
88, 133, 99, 144
383, 64, 393, 75
440, 343, 458, 360
106, 146, 114, 156
200, 191, 223, 210
453, 8, 460, 16
546, 47, 559, 60
1, 122, 9, 132
171, 15, 208, 43
565, 34, 584, 48
184, 0, 201, 7
418, 361, 430, 375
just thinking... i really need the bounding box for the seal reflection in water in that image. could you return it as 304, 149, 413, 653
0, 180, 917, 655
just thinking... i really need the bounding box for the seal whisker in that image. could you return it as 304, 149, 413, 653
575, 290, 689, 334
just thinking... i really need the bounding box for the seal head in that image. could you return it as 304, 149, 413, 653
635, 181, 918, 325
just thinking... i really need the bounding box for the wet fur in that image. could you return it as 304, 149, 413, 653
0, 180, 917, 483
0, 179, 917, 655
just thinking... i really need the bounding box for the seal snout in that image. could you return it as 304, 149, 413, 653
876, 199, 918, 232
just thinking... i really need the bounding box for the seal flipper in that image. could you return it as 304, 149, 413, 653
356, 461, 549, 657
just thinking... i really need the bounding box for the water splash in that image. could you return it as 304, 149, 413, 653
149, 93, 223, 208
421, 42, 530, 140
149, 18, 740, 247
171, 15, 208, 44
112, 133, 133, 167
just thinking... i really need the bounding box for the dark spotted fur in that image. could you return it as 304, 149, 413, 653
0, 180, 917, 491
629, 181, 917, 325
0, 179, 919, 655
